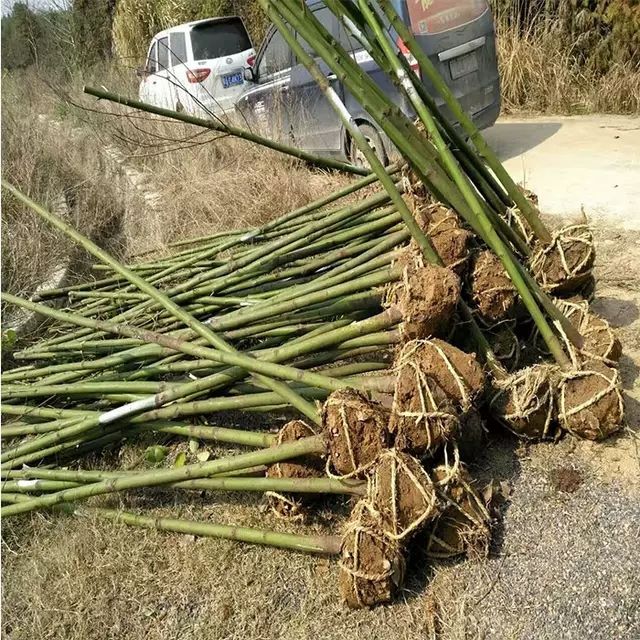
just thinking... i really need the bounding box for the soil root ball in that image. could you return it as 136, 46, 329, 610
530, 224, 595, 294
425, 458, 491, 559
556, 298, 622, 365
385, 248, 461, 340
414, 203, 474, 275
390, 356, 459, 457
339, 500, 406, 609
558, 360, 624, 441
393, 339, 485, 412
322, 389, 390, 478
470, 250, 518, 323
368, 450, 438, 540
490, 365, 558, 440
266, 420, 324, 519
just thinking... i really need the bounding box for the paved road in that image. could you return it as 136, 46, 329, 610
483, 114, 640, 230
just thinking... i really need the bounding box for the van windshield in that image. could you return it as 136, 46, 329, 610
190, 19, 251, 60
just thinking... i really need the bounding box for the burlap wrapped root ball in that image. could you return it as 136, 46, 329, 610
556, 299, 622, 365
530, 224, 595, 295
367, 450, 438, 541
489, 364, 558, 440
413, 203, 474, 275
266, 420, 324, 518
425, 462, 492, 559
470, 250, 518, 324
558, 360, 624, 441
385, 247, 461, 340
339, 500, 406, 609
322, 389, 390, 478
389, 349, 460, 457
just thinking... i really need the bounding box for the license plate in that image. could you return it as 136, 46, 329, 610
222, 71, 244, 89
449, 52, 478, 80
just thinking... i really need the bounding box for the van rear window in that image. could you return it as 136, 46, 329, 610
407, 0, 488, 35
190, 18, 251, 60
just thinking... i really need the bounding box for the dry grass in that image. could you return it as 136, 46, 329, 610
0, 68, 352, 298
494, 11, 640, 114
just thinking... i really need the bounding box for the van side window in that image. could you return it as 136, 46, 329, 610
169, 32, 187, 67
158, 36, 169, 71
146, 42, 158, 74
257, 30, 291, 79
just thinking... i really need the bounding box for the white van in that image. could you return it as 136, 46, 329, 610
138, 17, 255, 116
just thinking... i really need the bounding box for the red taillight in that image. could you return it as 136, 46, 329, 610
187, 68, 211, 83
396, 37, 421, 78
246, 54, 256, 67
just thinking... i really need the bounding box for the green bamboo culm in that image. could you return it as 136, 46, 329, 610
1, 181, 321, 425
375, 0, 552, 244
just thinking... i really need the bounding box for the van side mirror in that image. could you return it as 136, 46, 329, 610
135, 66, 146, 79
243, 66, 255, 82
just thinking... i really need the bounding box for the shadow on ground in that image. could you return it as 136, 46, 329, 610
483, 121, 562, 162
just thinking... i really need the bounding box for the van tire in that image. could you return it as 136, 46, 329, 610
349, 123, 388, 168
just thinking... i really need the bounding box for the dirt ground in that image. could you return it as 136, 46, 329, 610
2, 221, 639, 640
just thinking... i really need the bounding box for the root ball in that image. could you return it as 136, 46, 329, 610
558, 360, 624, 440
386, 249, 461, 340
266, 420, 324, 519
323, 389, 390, 478
339, 501, 405, 609
530, 224, 595, 294
425, 463, 491, 559
390, 360, 459, 457
368, 450, 438, 540
393, 339, 485, 412
470, 250, 518, 323
490, 365, 557, 440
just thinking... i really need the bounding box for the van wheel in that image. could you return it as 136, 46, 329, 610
349, 123, 388, 168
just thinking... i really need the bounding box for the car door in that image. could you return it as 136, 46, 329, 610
286, 4, 344, 154
139, 41, 158, 104
235, 27, 293, 141
154, 35, 173, 110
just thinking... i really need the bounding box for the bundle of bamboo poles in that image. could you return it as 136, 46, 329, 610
1, 0, 626, 610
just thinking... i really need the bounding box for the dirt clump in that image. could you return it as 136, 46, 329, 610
393, 339, 486, 411
339, 501, 405, 609
549, 466, 584, 493
266, 420, 324, 519
470, 250, 518, 323
558, 299, 622, 364
424, 463, 491, 559
530, 224, 595, 294
558, 360, 624, 440
390, 363, 459, 457
457, 409, 487, 461
490, 365, 557, 440
323, 389, 390, 477
414, 204, 474, 275
386, 248, 461, 340
368, 450, 438, 540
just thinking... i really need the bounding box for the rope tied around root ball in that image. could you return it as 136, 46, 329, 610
490, 364, 558, 440
322, 389, 389, 479
339, 500, 406, 609
554, 298, 622, 366
367, 449, 438, 541
390, 357, 459, 457
426, 459, 492, 559
470, 250, 518, 324
558, 360, 624, 440
530, 224, 595, 294
383, 246, 461, 341
266, 420, 323, 519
